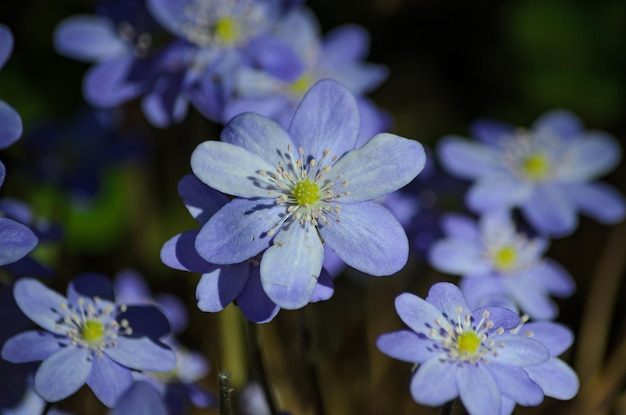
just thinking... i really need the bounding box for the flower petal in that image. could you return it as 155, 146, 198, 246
83, 57, 147, 107
309, 269, 334, 303
411, 358, 458, 406
523, 322, 573, 356
319, 201, 408, 276
110, 381, 168, 415
564, 131, 621, 180
0, 24, 14, 70
428, 238, 492, 276
457, 363, 501, 415
195, 263, 250, 312
237, 266, 280, 323
1, 330, 66, 363
13, 278, 68, 334
437, 136, 500, 179
491, 334, 550, 367
0, 218, 37, 266
220, 112, 293, 168
177, 174, 230, 225
0, 101, 22, 149
34, 346, 92, 402
469, 119, 515, 146
260, 222, 323, 309
195, 198, 281, 264
532, 109, 582, 140
440, 213, 481, 240
87, 354, 133, 407
561, 182, 625, 225
394, 292, 448, 335
376, 330, 440, 364
191, 141, 277, 198
533, 258, 576, 297
521, 184, 576, 237
525, 358, 579, 400
487, 363, 544, 405
425, 282, 472, 321
67, 273, 115, 303
53, 15, 129, 62
504, 277, 557, 320
331, 133, 425, 203
467, 177, 532, 212
289, 79, 360, 161
106, 337, 176, 372
161, 230, 217, 272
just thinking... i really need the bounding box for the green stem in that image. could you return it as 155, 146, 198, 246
218, 371, 233, 415
246, 321, 279, 415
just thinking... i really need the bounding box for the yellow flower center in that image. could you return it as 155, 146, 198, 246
289, 74, 312, 97
292, 179, 320, 205
457, 331, 481, 356
493, 245, 517, 272
522, 153, 550, 181
82, 320, 105, 344
215, 17, 240, 46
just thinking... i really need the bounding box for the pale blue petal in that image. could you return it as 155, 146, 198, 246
469, 119, 515, 146
106, 337, 176, 372
521, 184, 576, 237
532, 258, 575, 297
487, 363, 544, 405
523, 322, 573, 356
177, 174, 229, 225
87, 354, 133, 407
309, 269, 334, 303
504, 276, 557, 320
460, 276, 514, 311
501, 397, 517, 415
428, 238, 492, 276
440, 213, 480, 241
330, 133, 425, 203
13, 278, 67, 334
289, 79, 359, 162
260, 221, 323, 309
195, 263, 249, 312
467, 178, 532, 212
472, 306, 521, 331
111, 381, 168, 415
0, 101, 22, 149
191, 141, 277, 198
161, 230, 217, 272
438, 136, 500, 179
83, 57, 146, 107
564, 131, 621, 180
35, 346, 92, 402
394, 292, 448, 335
220, 112, 293, 166
533, 109, 582, 139
323, 23, 369, 64
410, 358, 458, 406
0, 24, 14, 69
490, 334, 550, 367
525, 358, 579, 400
425, 282, 472, 321
195, 198, 281, 264
457, 364, 501, 415
376, 330, 440, 364
319, 201, 408, 276
53, 15, 129, 62
1, 330, 65, 363
0, 218, 37, 266
237, 267, 280, 323
561, 182, 625, 224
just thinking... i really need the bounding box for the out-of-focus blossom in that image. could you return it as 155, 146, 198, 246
0, 24, 23, 151
110, 381, 167, 415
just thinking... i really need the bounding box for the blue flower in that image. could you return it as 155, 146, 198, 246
376, 282, 551, 415
190, 79, 425, 308
223, 7, 390, 140
110, 381, 168, 415
0, 24, 22, 150
161, 174, 335, 322
428, 212, 575, 320
1, 275, 176, 407
438, 109, 626, 236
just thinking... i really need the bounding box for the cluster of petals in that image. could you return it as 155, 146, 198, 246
1, 275, 176, 407
438, 109, 626, 237
189, 79, 425, 309
376, 282, 563, 415
428, 212, 575, 319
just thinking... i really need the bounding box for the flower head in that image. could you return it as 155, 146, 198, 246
1, 275, 176, 407
428, 212, 575, 319
438, 109, 626, 236
377, 282, 551, 415
190, 79, 425, 308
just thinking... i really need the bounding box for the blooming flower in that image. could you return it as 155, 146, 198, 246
437, 109, 626, 236
1, 274, 176, 407
190, 79, 425, 308
428, 212, 575, 319
376, 282, 551, 415
161, 174, 335, 322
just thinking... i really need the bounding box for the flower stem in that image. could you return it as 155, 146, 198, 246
246, 320, 279, 415
218, 371, 233, 415
440, 399, 455, 415
299, 309, 326, 415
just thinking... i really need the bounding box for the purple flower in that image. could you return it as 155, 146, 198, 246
223, 7, 389, 140
110, 381, 168, 415
1, 275, 176, 407
376, 282, 551, 415
428, 212, 575, 320
0, 24, 22, 150
161, 174, 335, 322
438, 109, 626, 237
189, 79, 425, 309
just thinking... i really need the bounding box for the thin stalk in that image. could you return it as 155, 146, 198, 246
246, 320, 279, 415
218, 371, 233, 415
